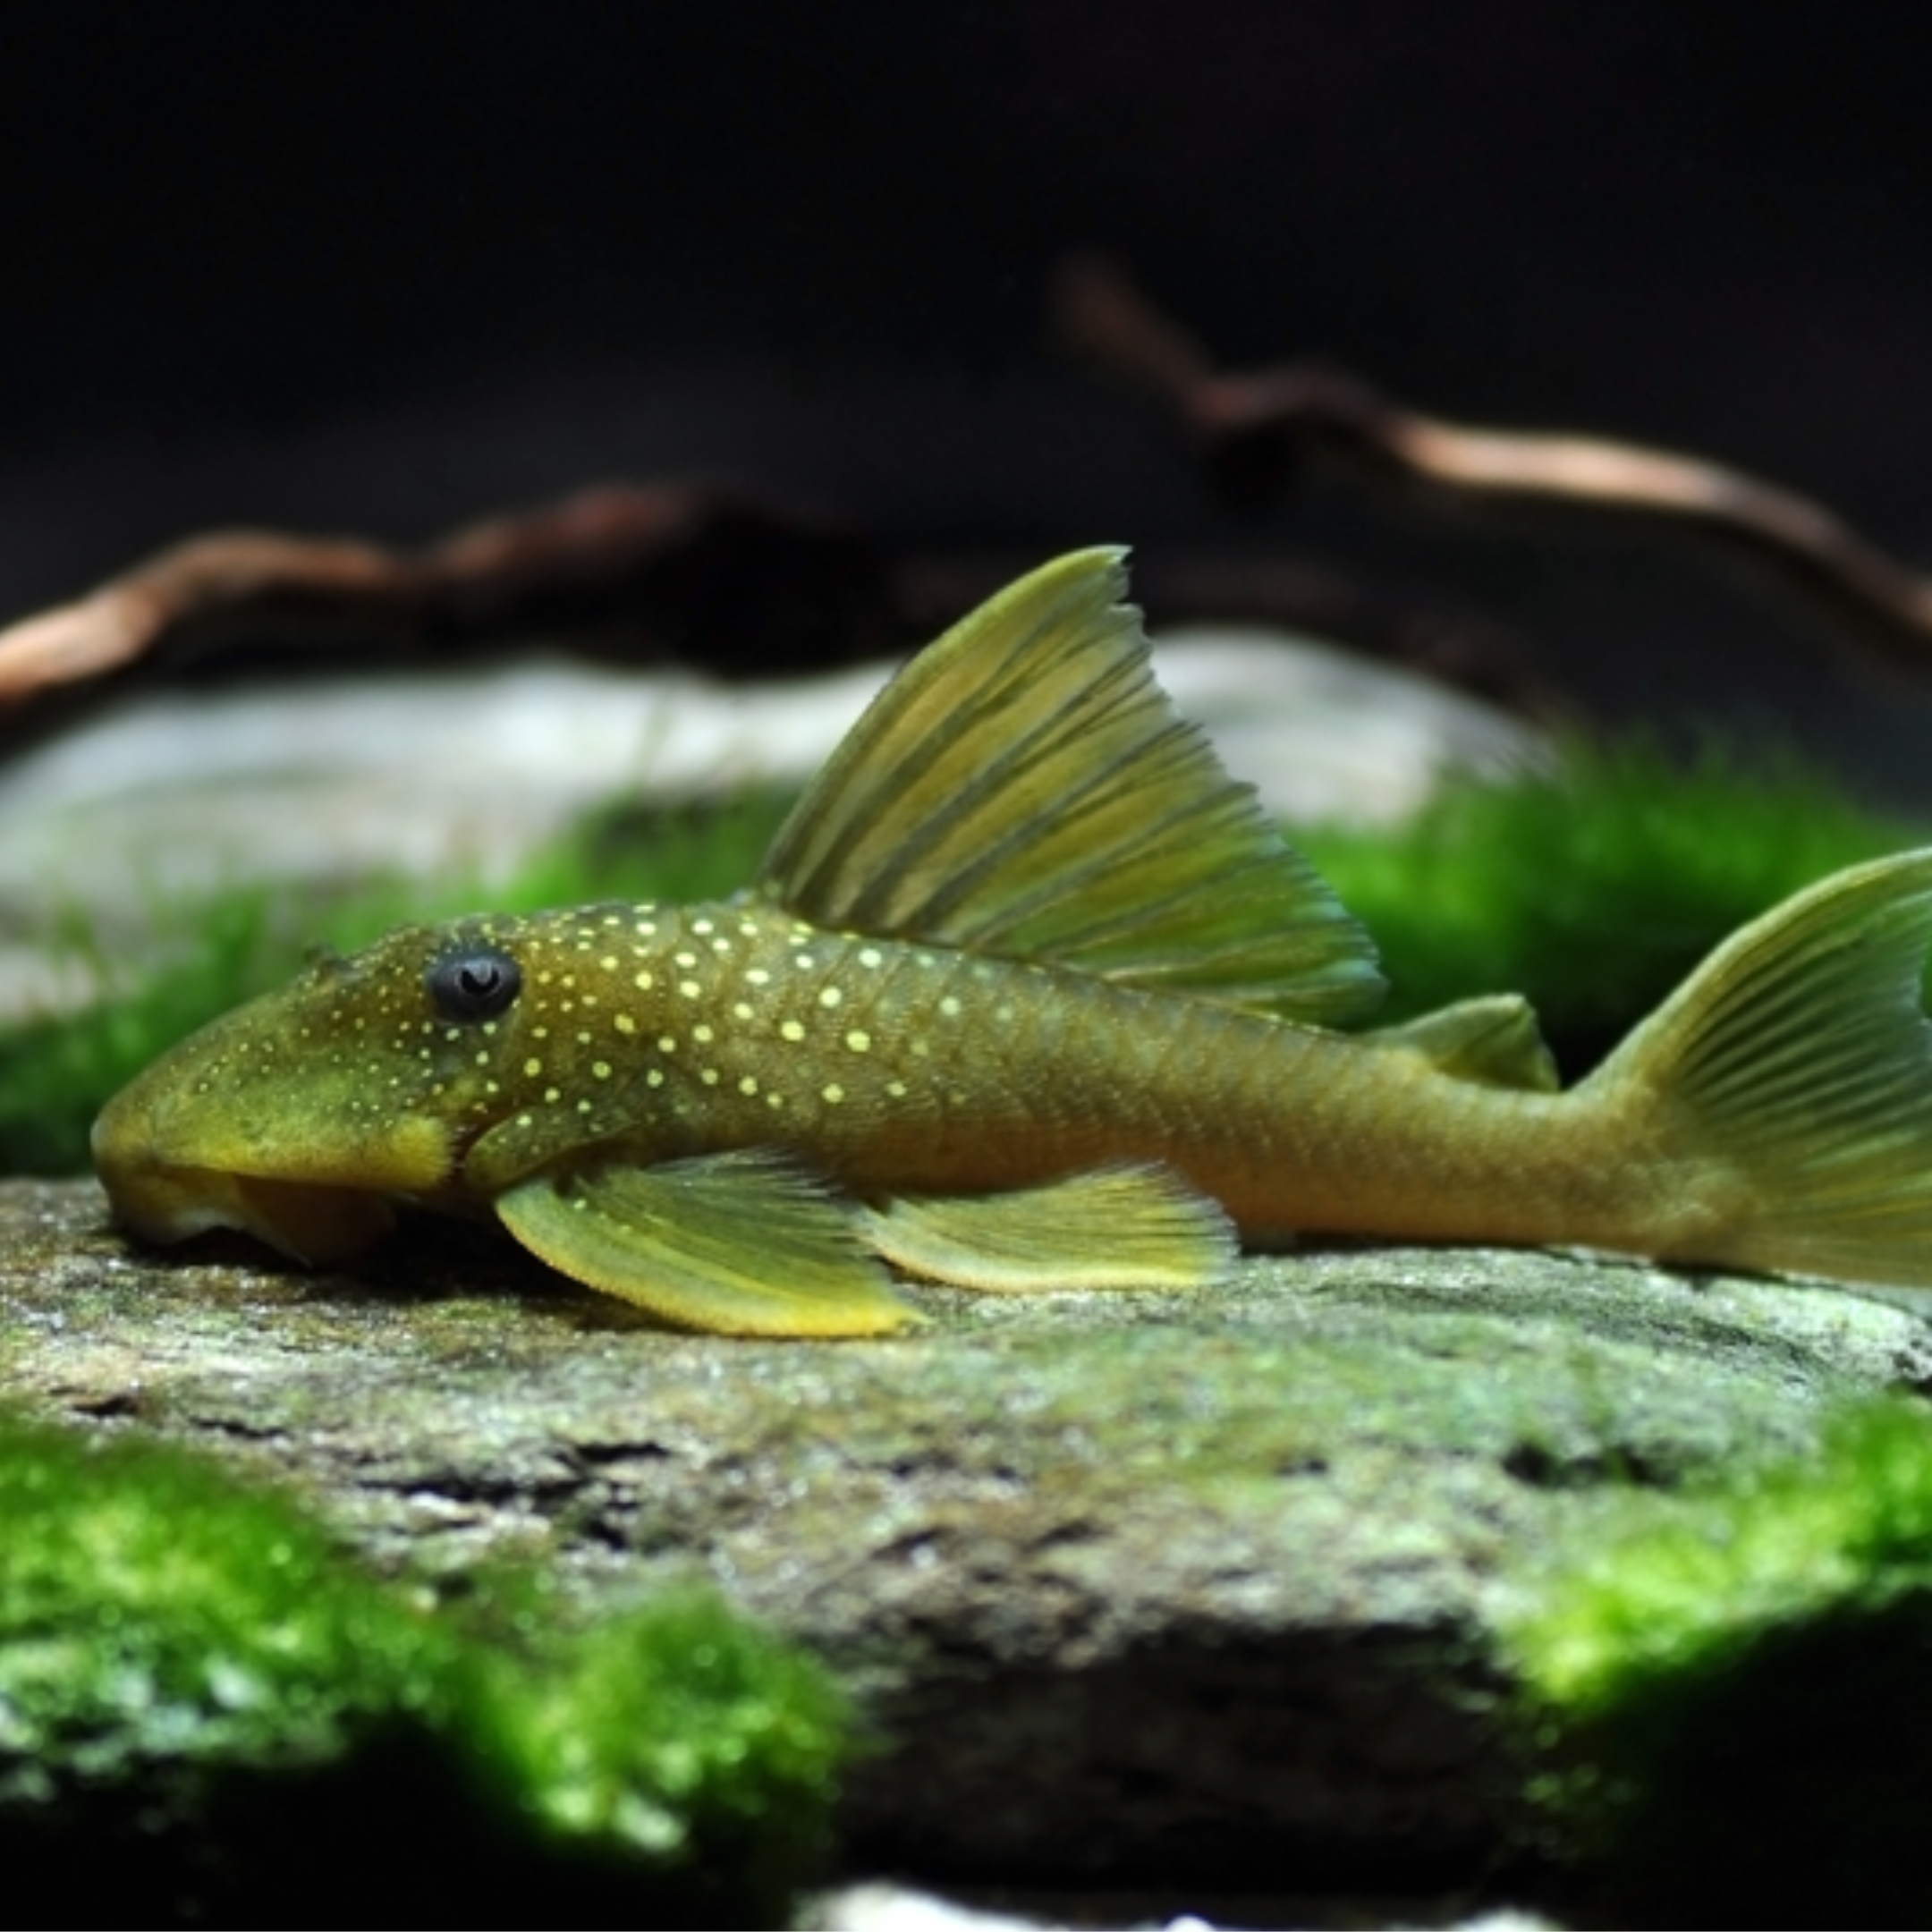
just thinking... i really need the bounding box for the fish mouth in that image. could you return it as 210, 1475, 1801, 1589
90, 1081, 459, 1267
95, 1153, 398, 1266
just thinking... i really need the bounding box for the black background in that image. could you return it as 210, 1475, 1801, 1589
5, 4, 1932, 781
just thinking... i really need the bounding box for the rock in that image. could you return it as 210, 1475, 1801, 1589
4, 1175, 1924, 1891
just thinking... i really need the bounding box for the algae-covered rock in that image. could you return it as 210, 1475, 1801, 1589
5, 1176, 1931, 1903
1502, 1398, 1932, 1927
0, 1394, 846, 1927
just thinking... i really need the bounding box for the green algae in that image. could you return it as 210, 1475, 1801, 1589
466, 1589, 849, 1897
1300, 733, 1927, 1071
0, 1411, 847, 1926
0, 1410, 449, 1798
1504, 1398, 1932, 1925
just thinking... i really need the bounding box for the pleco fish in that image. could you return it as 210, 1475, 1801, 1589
94, 549, 1932, 1335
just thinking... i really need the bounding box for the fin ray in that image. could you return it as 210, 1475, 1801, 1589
864, 1164, 1237, 1293
1589, 850, 1932, 1288
1369, 995, 1560, 1091
496, 1149, 918, 1337
756, 549, 1385, 1025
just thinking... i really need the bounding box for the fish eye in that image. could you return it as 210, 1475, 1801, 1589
426, 945, 522, 1022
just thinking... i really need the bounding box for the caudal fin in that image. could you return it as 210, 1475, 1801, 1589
1585, 849, 1932, 1290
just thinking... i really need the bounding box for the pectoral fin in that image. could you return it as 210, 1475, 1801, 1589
495, 1149, 918, 1337
864, 1164, 1236, 1292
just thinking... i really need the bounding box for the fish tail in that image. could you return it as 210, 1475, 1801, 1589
1584, 849, 1932, 1290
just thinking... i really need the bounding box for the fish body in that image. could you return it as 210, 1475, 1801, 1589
94, 550, 1932, 1334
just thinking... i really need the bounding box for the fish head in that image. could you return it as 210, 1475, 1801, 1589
92, 911, 590, 1263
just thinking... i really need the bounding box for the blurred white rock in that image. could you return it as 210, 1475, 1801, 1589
0, 626, 1540, 1015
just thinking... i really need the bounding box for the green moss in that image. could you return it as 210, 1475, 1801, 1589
0, 1411, 450, 1797
463, 1589, 851, 1906
1504, 1398, 1932, 1924
1300, 734, 1926, 1071
0, 1412, 847, 1925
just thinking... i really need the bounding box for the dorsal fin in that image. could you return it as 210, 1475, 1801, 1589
1369, 995, 1560, 1091
754, 548, 1385, 1024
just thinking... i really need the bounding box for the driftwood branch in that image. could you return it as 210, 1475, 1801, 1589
0, 486, 894, 720
30, 258, 1894, 733
0, 496, 1560, 741
1055, 256, 1932, 678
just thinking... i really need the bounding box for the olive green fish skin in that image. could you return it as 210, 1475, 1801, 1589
85, 894, 1698, 1276
89, 547, 1932, 1334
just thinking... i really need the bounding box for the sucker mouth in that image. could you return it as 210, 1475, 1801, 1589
98, 1157, 399, 1266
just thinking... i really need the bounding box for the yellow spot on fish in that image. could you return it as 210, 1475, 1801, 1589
544, 1087, 561, 1103
781, 1020, 806, 1042
592, 1061, 612, 1080
634, 970, 654, 990
886, 1080, 908, 1097
701, 1068, 721, 1086
746, 968, 771, 986
646, 1069, 665, 1088
679, 980, 701, 999
614, 1014, 637, 1035
823, 1083, 845, 1105
858, 947, 882, 968
846, 1030, 871, 1053
739, 1075, 758, 1096
693, 1023, 716, 1044
658, 1036, 677, 1053
733, 1002, 754, 1021
523, 1058, 542, 1077
818, 987, 843, 1009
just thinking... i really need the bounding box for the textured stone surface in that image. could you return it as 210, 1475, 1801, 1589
4, 1176, 1927, 1888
